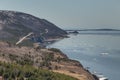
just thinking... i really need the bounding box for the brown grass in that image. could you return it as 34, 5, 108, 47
53, 70, 88, 80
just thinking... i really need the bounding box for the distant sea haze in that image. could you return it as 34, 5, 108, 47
47, 31, 120, 80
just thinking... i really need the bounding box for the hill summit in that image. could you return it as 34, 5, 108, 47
0, 10, 67, 40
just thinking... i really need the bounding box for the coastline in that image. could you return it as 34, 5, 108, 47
46, 34, 111, 80
0, 41, 97, 80
45, 37, 98, 80
45, 36, 100, 80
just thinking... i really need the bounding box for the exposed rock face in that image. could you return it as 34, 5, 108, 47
0, 10, 67, 39
0, 41, 97, 80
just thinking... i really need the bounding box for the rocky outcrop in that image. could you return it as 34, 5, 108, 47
0, 41, 96, 80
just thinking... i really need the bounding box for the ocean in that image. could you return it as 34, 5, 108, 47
47, 31, 120, 80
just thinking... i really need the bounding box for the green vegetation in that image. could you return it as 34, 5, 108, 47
1, 22, 33, 46
0, 37, 18, 45
4, 23, 32, 37
0, 38, 33, 47
0, 62, 77, 80
8, 53, 34, 66
41, 53, 53, 67
48, 48, 62, 53
17, 40, 33, 47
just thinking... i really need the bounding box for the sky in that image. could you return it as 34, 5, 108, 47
0, 0, 120, 29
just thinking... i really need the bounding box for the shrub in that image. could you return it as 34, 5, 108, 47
48, 48, 62, 53
0, 61, 77, 80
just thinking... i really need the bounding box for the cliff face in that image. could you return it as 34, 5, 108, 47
0, 10, 67, 39
0, 41, 96, 80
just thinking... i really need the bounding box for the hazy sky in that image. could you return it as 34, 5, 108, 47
0, 0, 120, 29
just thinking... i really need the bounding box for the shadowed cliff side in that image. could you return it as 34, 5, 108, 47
0, 10, 67, 40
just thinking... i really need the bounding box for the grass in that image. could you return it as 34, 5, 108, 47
0, 61, 78, 80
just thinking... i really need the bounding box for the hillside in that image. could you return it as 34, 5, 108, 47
0, 41, 97, 80
0, 10, 67, 40
0, 62, 78, 80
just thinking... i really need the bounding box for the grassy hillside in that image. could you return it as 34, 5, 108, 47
0, 41, 96, 80
0, 62, 77, 80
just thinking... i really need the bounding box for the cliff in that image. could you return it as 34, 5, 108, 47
0, 41, 97, 80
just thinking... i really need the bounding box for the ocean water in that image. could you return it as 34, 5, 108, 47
47, 31, 120, 80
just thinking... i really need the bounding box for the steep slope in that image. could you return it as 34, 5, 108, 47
0, 41, 97, 80
0, 10, 67, 39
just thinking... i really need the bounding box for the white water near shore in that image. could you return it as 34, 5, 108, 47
47, 31, 120, 80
